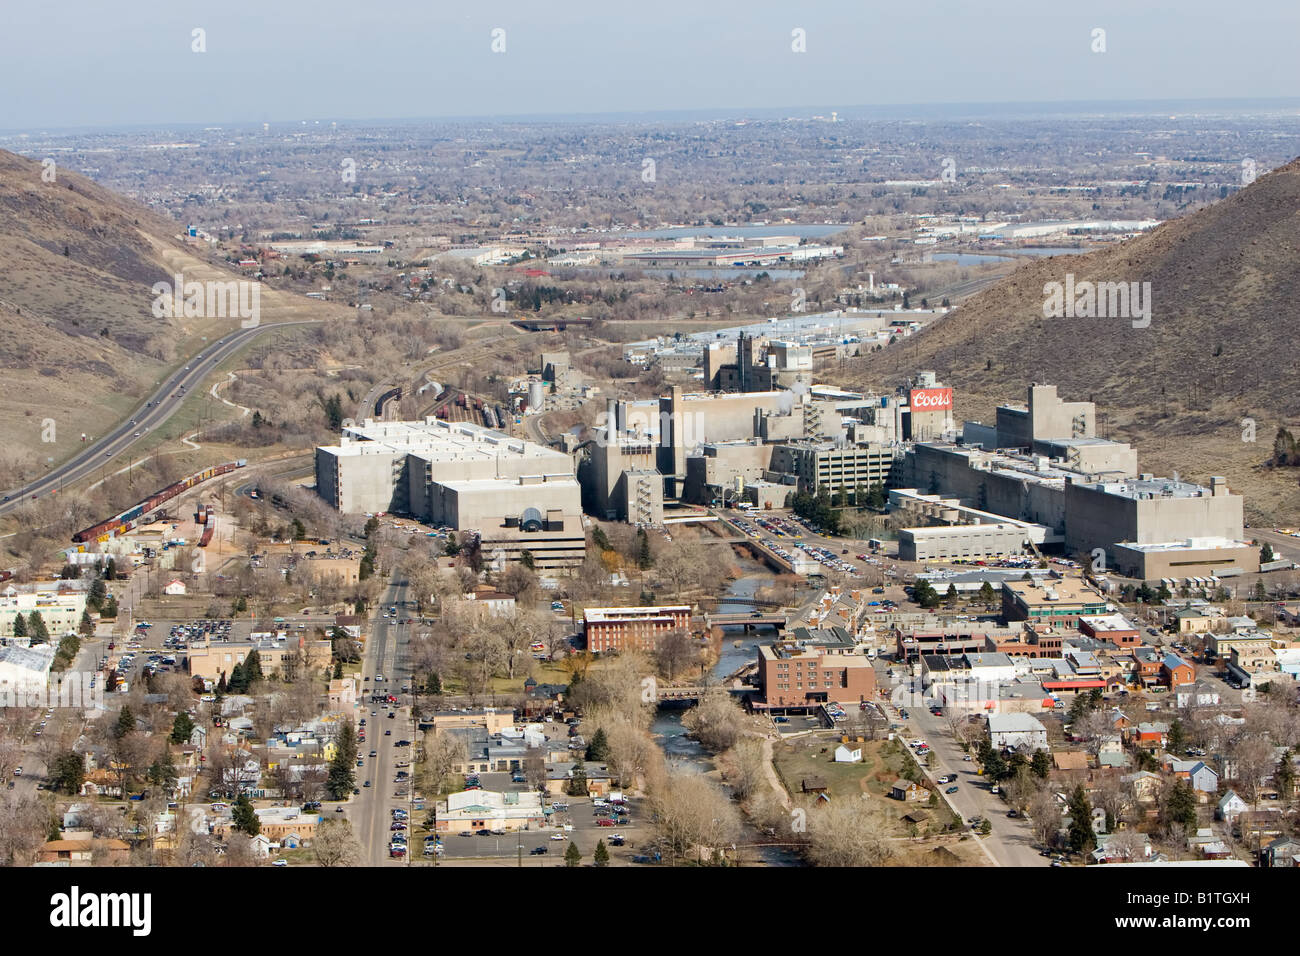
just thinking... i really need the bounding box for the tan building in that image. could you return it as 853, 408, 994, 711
188, 635, 331, 681
1001, 576, 1109, 627
429, 709, 515, 735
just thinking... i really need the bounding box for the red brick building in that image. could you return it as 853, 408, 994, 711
755, 642, 876, 710
583, 605, 692, 653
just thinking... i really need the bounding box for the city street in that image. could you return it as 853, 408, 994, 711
900, 703, 1050, 867
347, 576, 417, 866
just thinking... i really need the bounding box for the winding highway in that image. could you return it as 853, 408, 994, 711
0, 320, 320, 518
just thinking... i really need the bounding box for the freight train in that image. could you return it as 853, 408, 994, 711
198, 525, 215, 548
71, 460, 246, 543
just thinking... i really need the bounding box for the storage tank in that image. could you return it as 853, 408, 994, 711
528, 380, 544, 410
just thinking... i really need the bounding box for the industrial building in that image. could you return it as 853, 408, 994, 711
0, 583, 87, 642
898, 523, 1032, 562
768, 440, 901, 496
315, 418, 584, 568
1001, 577, 1111, 626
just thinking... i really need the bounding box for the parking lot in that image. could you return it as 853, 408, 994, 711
413, 795, 646, 864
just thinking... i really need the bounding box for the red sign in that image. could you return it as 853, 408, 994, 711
909, 387, 952, 412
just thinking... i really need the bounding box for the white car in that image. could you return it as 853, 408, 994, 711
550, 833, 566, 841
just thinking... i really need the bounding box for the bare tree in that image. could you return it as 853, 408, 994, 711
1229, 734, 1277, 807
417, 729, 467, 797
650, 771, 742, 863
654, 628, 699, 681
806, 797, 897, 866
313, 817, 361, 866
1029, 787, 1062, 848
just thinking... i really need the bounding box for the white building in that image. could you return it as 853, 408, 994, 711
0, 644, 56, 698
0, 583, 87, 642
986, 712, 1049, 751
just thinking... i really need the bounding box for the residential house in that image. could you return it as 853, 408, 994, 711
1133, 722, 1169, 750
1167, 758, 1219, 793
834, 744, 863, 763
1176, 681, 1221, 709
1161, 653, 1195, 688
1216, 790, 1249, 824
1262, 836, 1300, 868
37, 838, 129, 865
1122, 770, 1163, 803
890, 779, 931, 802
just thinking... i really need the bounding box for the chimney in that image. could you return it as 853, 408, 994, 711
1210, 476, 1227, 497
607, 398, 618, 447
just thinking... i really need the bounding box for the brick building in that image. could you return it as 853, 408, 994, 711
582, 606, 692, 653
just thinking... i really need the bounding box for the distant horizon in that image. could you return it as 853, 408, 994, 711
5, 95, 1300, 139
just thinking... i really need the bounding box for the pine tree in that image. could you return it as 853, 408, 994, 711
333, 661, 343, 680
171, 711, 196, 744
114, 705, 135, 740
87, 576, 107, 611
566, 758, 588, 797
1031, 750, 1052, 780
593, 840, 610, 866
636, 528, 653, 569
586, 728, 610, 762
27, 612, 49, 645
1067, 784, 1096, 854
228, 661, 247, 694
1167, 718, 1186, 754
564, 841, 581, 867
101, 595, 118, 619
244, 649, 264, 683
232, 793, 260, 835
11, 614, 26, 639
79, 610, 95, 637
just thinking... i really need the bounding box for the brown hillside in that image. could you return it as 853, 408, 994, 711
852, 155, 1300, 523
0, 149, 343, 472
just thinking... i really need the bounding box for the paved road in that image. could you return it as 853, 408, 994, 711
901, 703, 1049, 867
0, 320, 320, 516
348, 576, 417, 865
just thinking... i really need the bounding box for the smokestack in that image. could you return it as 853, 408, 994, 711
607, 398, 618, 447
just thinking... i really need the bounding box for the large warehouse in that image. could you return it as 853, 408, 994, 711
315, 418, 585, 567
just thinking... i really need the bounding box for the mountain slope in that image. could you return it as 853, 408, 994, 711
852, 155, 1300, 522
0, 149, 335, 475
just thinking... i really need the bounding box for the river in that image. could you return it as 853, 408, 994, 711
649, 563, 801, 865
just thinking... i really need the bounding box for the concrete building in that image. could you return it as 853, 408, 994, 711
0, 644, 56, 698
899, 523, 1032, 562
1110, 537, 1259, 581
768, 440, 900, 496
0, 583, 87, 642
581, 401, 664, 524
995, 383, 1096, 451
315, 418, 584, 567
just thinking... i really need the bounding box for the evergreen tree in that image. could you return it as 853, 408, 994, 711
292, 518, 307, 540
564, 841, 581, 867
232, 793, 261, 835
87, 576, 107, 611
333, 661, 343, 680
114, 705, 135, 740
1163, 781, 1198, 833
11, 614, 26, 639
327, 723, 359, 799
977, 581, 996, 605
427, 671, 442, 695
51, 751, 85, 795
244, 649, 264, 684
586, 728, 610, 762
1066, 784, 1096, 854
27, 612, 50, 645
79, 610, 95, 637
593, 839, 610, 867
105, 558, 117, 581
233, 595, 247, 614
1261, 542, 1275, 563
636, 528, 653, 569
147, 754, 178, 792
566, 758, 588, 797
1031, 749, 1052, 780
101, 595, 118, 619
171, 711, 196, 744
1167, 718, 1186, 754
228, 661, 247, 694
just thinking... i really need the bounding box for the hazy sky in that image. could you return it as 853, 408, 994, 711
3, 0, 1298, 130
